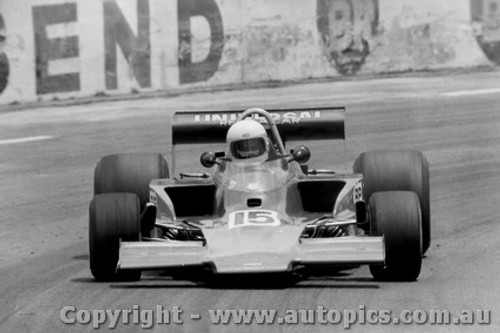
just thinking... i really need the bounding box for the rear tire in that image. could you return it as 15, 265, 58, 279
89, 193, 142, 281
368, 191, 422, 281
353, 150, 430, 253
94, 153, 169, 210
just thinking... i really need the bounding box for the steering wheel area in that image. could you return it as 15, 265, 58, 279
239, 108, 286, 155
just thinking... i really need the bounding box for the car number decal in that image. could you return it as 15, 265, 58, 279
353, 181, 363, 202
149, 190, 157, 205
228, 210, 280, 229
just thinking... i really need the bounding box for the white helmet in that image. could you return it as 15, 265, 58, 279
226, 119, 269, 160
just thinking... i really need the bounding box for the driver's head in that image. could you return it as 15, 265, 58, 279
226, 119, 269, 161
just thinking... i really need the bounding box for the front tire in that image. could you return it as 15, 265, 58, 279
94, 153, 169, 210
89, 193, 142, 281
369, 191, 422, 281
354, 150, 430, 253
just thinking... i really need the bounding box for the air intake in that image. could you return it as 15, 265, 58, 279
247, 198, 262, 207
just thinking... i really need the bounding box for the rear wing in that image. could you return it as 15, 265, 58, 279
172, 107, 345, 145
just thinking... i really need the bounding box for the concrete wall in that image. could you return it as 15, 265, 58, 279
0, 0, 498, 104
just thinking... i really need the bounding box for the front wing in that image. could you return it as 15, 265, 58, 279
118, 237, 385, 273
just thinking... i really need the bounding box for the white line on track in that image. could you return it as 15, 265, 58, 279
441, 88, 500, 97
0, 135, 54, 145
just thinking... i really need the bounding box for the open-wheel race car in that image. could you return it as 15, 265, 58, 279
89, 107, 430, 282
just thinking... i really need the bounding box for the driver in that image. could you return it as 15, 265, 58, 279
226, 118, 270, 163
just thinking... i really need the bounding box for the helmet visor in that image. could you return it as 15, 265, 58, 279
230, 137, 266, 159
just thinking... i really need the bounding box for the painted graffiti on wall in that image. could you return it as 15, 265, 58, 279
28, 0, 224, 96
0, 13, 9, 95
33, 3, 80, 94
104, 0, 151, 90
472, 0, 500, 64
178, 0, 224, 84
317, 0, 378, 75
2, 0, 493, 103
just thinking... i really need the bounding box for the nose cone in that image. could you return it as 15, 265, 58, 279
202, 225, 304, 273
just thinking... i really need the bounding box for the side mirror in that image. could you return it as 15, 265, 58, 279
200, 152, 218, 168
291, 145, 311, 164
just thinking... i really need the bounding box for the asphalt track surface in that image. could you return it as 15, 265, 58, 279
0, 71, 499, 332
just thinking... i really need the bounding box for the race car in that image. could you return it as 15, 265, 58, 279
89, 107, 430, 282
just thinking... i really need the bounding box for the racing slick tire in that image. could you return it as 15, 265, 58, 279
353, 150, 430, 253
94, 153, 169, 211
89, 193, 142, 281
368, 191, 422, 281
